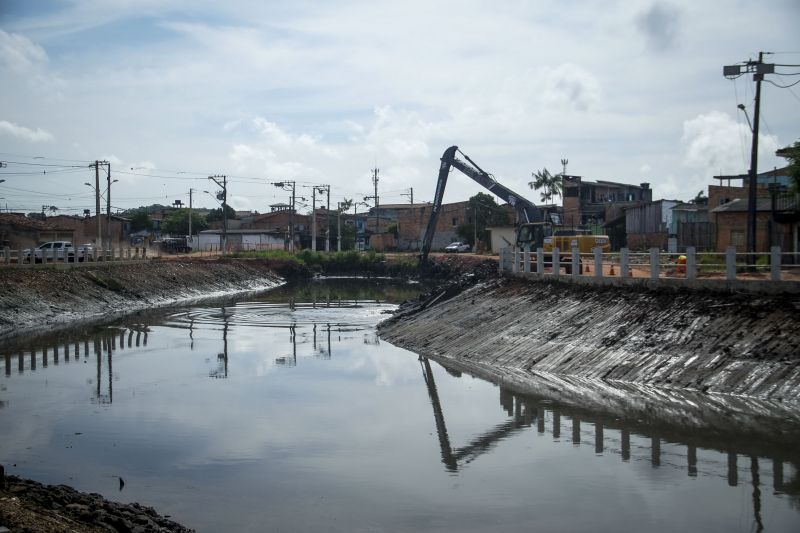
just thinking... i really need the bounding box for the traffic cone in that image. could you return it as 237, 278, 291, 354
610, 263, 615, 276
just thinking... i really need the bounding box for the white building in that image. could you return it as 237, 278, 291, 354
197, 229, 285, 252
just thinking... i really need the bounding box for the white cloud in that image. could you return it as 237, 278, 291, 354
681, 110, 779, 178
0, 30, 48, 72
0, 120, 53, 142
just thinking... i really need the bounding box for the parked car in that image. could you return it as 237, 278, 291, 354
444, 241, 471, 253
23, 241, 76, 262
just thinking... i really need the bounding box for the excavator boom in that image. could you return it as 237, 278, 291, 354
420, 146, 543, 263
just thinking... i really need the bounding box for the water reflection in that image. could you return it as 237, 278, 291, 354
420, 354, 798, 532
1, 279, 798, 532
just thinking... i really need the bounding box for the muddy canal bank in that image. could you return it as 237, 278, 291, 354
0, 259, 284, 342
379, 277, 800, 407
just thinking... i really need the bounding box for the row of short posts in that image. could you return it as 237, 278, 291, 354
510, 245, 787, 281
2, 246, 148, 266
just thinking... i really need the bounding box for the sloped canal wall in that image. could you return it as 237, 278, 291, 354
378, 277, 800, 408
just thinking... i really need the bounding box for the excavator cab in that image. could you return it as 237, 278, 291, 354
515, 222, 554, 251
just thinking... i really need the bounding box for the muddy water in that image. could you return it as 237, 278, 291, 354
1, 279, 798, 532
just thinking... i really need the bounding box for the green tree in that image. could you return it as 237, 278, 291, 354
456, 192, 510, 247
129, 208, 152, 232
162, 210, 209, 236
206, 204, 237, 222
783, 140, 800, 192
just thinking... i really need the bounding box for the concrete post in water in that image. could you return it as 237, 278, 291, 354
649, 248, 659, 280
552, 409, 560, 439
651, 437, 661, 467
594, 247, 603, 278
571, 246, 580, 278
523, 250, 531, 273
726, 246, 737, 281
773, 459, 784, 492
619, 248, 631, 278
553, 247, 560, 278
536, 248, 544, 275
571, 416, 580, 444
688, 445, 697, 477
686, 247, 697, 280
771, 246, 781, 281
537, 407, 545, 433
595, 421, 604, 454
727, 451, 738, 486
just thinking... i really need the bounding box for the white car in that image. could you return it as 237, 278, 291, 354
445, 241, 471, 253
24, 241, 76, 262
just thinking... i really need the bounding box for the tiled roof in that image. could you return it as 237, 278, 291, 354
0, 213, 75, 231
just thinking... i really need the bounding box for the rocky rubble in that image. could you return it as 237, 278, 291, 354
0, 475, 193, 533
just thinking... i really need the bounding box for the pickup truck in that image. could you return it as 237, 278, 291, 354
23, 241, 93, 262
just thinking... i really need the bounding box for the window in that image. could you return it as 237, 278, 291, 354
452, 217, 458, 227
730, 230, 745, 246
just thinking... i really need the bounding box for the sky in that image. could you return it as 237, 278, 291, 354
0, 0, 798, 216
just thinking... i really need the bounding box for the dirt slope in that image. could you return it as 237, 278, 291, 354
379, 277, 800, 405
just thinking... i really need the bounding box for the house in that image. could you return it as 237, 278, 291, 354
624, 199, 680, 251
562, 176, 652, 230
197, 229, 285, 251
0, 213, 75, 249
48, 214, 132, 248
670, 202, 713, 251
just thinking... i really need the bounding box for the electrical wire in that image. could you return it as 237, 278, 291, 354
765, 78, 800, 89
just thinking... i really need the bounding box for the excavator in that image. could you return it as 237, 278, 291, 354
420, 146, 607, 271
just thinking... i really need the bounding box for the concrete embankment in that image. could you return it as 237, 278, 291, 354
0, 259, 284, 341
379, 277, 800, 407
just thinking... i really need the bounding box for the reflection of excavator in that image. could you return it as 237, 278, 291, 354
420, 146, 608, 271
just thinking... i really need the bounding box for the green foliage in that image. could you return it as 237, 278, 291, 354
529, 168, 563, 204
463, 192, 509, 248
206, 205, 237, 222
784, 140, 800, 193
162, 210, 209, 235
129, 208, 152, 232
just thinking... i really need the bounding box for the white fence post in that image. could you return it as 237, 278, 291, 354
650, 248, 660, 280
594, 247, 603, 278
512, 250, 519, 274
686, 247, 696, 280
726, 246, 737, 280
3, 247, 9, 265
620, 248, 629, 278
553, 247, 560, 278
524, 250, 531, 274
771, 246, 781, 281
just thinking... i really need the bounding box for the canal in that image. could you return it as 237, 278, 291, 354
1, 278, 798, 532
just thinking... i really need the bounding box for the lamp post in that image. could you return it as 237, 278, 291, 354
208, 175, 227, 254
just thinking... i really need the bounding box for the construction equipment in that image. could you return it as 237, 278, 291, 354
420, 146, 609, 271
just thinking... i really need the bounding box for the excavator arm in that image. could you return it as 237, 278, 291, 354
420, 146, 543, 263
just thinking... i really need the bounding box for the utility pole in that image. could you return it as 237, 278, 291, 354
188, 188, 195, 243
326, 185, 331, 252
337, 202, 343, 252
311, 186, 317, 251
363, 168, 380, 246
724, 52, 775, 262
94, 161, 102, 249
208, 175, 227, 254
105, 162, 111, 250
402, 187, 414, 205
272, 181, 296, 251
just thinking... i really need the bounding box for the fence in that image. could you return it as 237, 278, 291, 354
2, 246, 149, 268
499, 246, 800, 284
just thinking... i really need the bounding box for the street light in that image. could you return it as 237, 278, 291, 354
737, 104, 753, 133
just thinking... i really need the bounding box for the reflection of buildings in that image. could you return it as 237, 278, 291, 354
420, 357, 798, 531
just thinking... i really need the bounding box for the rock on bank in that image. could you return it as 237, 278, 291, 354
0, 259, 283, 341
378, 277, 800, 405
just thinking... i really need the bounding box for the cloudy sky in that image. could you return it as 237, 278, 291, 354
0, 0, 798, 215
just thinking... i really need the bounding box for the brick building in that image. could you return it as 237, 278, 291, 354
0, 213, 75, 249
562, 176, 652, 230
